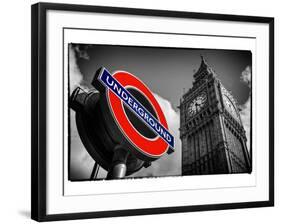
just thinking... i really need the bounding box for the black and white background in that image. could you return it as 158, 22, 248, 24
69, 44, 252, 180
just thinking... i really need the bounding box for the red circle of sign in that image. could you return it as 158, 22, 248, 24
107, 71, 169, 158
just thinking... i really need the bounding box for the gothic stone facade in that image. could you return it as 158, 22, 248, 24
179, 57, 251, 175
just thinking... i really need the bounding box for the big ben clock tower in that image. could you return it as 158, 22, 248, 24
179, 56, 251, 175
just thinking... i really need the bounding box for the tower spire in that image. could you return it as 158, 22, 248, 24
193, 55, 212, 82
200, 55, 206, 64
199, 55, 209, 69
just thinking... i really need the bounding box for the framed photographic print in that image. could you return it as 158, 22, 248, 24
31, 2, 274, 222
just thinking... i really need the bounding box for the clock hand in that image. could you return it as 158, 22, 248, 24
195, 102, 199, 112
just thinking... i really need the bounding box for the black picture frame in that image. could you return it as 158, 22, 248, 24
31, 2, 274, 222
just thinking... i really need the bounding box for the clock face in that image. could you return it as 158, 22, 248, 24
187, 93, 207, 117
223, 94, 239, 120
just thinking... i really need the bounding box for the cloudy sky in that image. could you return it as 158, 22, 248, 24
68, 44, 252, 180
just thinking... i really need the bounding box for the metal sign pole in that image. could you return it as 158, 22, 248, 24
90, 162, 100, 180
106, 145, 130, 180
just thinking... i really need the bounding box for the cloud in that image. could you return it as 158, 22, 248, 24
240, 66, 251, 87
69, 45, 84, 93
69, 44, 93, 94
73, 44, 90, 60
69, 110, 94, 180
130, 93, 181, 177
239, 66, 251, 150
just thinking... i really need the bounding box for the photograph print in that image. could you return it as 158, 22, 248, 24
68, 44, 252, 181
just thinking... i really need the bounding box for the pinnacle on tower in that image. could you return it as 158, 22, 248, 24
200, 55, 207, 66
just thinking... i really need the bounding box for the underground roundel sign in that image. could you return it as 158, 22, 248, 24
92, 67, 174, 161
